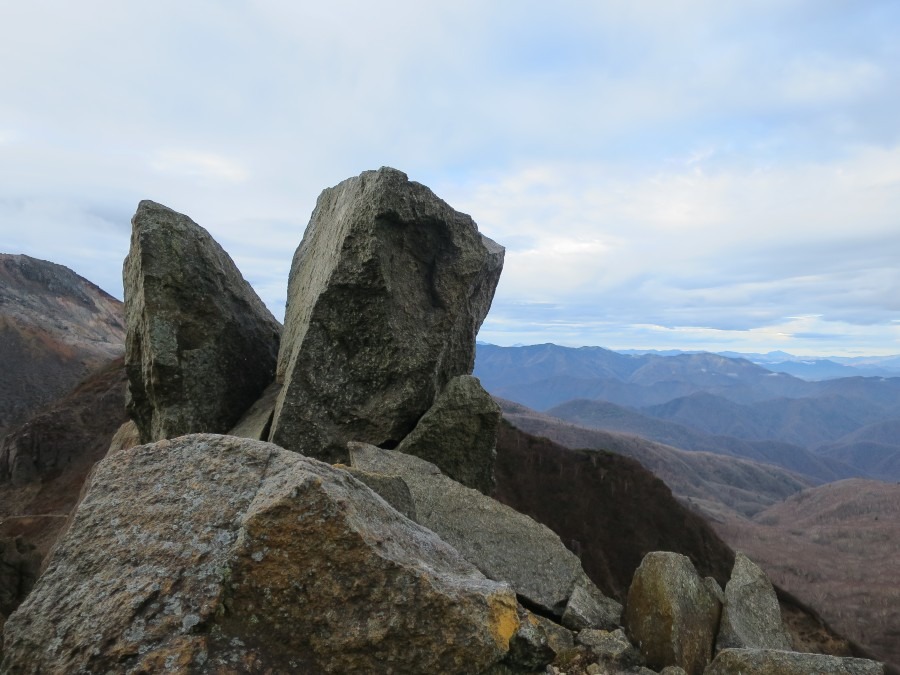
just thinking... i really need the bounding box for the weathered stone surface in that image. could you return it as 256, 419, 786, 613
706, 648, 885, 675
576, 628, 644, 669
395, 374, 500, 493
349, 442, 606, 617
534, 614, 575, 655
623, 552, 721, 675
1, 434, 518, 673
503, 609, 556, 672
562, 576, 623, 631
227, 381, 281, 441
339, 466, 417, 520
271, 167, 504, 463
124, 201, 281, 443
107, 419, 140, 455
716, 552, 792, 651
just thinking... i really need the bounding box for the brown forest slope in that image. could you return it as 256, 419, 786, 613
714, 479, 900, 670
498, 398, 810, 520
0, 254, 124, 440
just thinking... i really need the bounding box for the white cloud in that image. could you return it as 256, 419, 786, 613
150, 150, 249, 183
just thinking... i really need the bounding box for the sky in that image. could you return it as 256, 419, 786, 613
1, 1, 899, 356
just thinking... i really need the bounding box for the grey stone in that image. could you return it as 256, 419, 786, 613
349, 442, 606, 616
1, 434, 519, 673
705, 648, 884, 675
503, 609, 556, 672
534, 614, 575, 655
339, 466, 417, 520
395, 374, 500, 494
623, 552, 721, 675
270, 167, 504, 463
660, 667, 689, 675
576, 628, 644, 668
123, 201, 281, 443
562, 576, 623, 631
716, 552, 792, 651
107, 420, 140, 456
227, 381, 281, 441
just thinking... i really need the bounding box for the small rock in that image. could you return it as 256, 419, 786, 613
562, 576, 623, 631
339, 466, 417, 520
226, 382, 281, 441
716, 552, 792, 651
576, 628, 643, 668
623, 551, 721, 675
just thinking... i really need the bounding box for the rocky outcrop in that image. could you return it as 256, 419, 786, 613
623, 552, 721, 675
0, 254, 124, 441
349, 442, 617, 619
123, 201, 281, 443
706, 648, 884, 674
716, 552, 792, 651
270, 167, 504, 463
395, 374, 500, 494
1, 434, 519, 673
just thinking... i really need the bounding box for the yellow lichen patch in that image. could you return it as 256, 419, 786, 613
486, 591, 520, 651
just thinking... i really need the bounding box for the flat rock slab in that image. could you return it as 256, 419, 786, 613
124, 200, 281, 443
2, 434, 518, 673
349, 442, 609, 617
706, 648, 884, 675
271, 167, 504, 462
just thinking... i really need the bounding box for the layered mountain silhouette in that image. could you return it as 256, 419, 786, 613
476, 343, 900, 483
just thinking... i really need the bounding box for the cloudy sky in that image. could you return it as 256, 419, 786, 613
2, 1, 898, 355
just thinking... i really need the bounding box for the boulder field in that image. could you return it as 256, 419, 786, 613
0, 168, 886, 674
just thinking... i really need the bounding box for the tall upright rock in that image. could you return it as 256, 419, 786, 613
270, 168, 504, 462
123, 201, 281, 443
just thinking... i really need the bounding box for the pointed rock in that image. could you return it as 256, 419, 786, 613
716, 552, 792, 651
396, 374, 500, 493
623, 551, 721, 675
123, 201, 281, 443
271, 167, 504, 462
349, 442, 612, 617
1, 434, 518, 673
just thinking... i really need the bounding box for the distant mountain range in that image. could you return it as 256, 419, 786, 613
475, 343, 900, 483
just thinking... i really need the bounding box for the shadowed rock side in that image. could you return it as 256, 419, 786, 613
0, 253, 124, 441
1, 435, 519, 673
395, 374, 500, 493
271, 167, 504, 463
492, 420, 736, 600
124, 200, 281, 443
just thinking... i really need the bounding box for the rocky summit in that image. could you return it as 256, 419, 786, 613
270, 167, 504, 463
0, 168, 890, 674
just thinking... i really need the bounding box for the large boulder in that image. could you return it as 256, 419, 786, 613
623, 551, 721, 675
716, 552, 792, 651
124, 201, 281, 443
270, 167, 504, 463
349, 442, 616, 618
706, 648, 884, 674
395, 374, 500, 494
1, 434, 518, 673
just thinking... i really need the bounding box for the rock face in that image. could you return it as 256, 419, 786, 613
0, 536, 41, 627
716, 552, 792, 651
0, 254, 124, 441
395, 374, 500, 494
270, 167, 504, 463
1, 434, 519, 673
349, 442, 613, 618
123, 201, 281, 443
623, 551, 721, 675
706, 648, 884, 675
